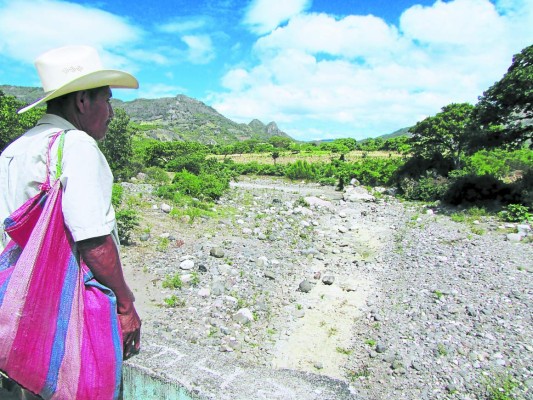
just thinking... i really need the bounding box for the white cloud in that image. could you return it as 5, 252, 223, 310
243, 0, 311, 35
255, 13, 402, 62
400, 0, 505, 45
212, 0, 533, 140
0, 0, 141, 64
181, 35, 215, 64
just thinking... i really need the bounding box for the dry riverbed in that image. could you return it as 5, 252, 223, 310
121, 176, 532, 400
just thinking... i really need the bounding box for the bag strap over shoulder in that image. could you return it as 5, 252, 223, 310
41, 130, 69, 191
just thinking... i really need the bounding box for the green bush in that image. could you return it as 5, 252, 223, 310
171, 169, 229, 201
457, 149, 533, 179
111, 184, 123, 208
144, 166, 170, 184
285, 160, 317, 180
463, 149, 510, 178
339, 158, 404, 187
498, 204, 531, 222
162, 273, 182, 289
116, 208, 139, 244
400, 175, 449, 201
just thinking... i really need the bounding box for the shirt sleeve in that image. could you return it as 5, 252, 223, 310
59, 131, 116, 242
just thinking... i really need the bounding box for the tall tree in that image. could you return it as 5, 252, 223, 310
99, 108, 135, 181
410, 103, 475, 169
472, 44, 533, 150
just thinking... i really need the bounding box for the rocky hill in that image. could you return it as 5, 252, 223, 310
0, 85, 292, 145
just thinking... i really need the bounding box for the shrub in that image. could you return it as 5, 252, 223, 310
172, 170, 229, 201
111, 184, 123, 208
339, 158, 404, 187
285, 160, 317, 180
115, 208, 139, 244
498, 204, 531, 222
144, 166, 170, 184
443, 175, 520, 205
463, 149, 510, 178
400, 174, 449, 201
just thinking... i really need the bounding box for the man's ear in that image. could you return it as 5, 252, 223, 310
74, 90, 89, 113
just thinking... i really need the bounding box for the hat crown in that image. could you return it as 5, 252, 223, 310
35, 45, 104, 93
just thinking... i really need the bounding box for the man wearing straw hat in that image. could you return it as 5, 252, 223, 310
0, 45, 141, 399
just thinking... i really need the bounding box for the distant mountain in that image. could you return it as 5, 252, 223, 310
378, 127, 412, 140
0, 85, 293, 145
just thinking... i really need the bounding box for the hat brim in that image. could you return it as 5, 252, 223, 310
18, 69, 138, 114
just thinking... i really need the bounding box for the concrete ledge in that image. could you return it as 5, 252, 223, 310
125, 333, 355, 400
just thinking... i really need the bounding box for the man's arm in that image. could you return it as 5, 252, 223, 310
77, 234, 141, 360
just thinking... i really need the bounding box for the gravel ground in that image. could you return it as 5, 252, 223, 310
120, 176, 532, 400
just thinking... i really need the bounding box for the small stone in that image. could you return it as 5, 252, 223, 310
391, 360, 405, 371
298, 280, 313, 293
210, 247, 225, 258
233, 308, 254, 324
139, 233, 150, 241
198, 264, 208, 273
506, 233, 523, 242
264, 270, 276, 280
180, 259, 194, 270
256, 256, 268, 267
376, 343, 387, 353
322, 275, 335, 285
411, 360, 422, 371
161, 203, 172, 213
211, 280, 225, 296
446, 384, 457, 393
314, 362, 323, 370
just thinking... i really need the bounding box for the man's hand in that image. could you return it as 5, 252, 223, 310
77, 234, 142, 360
118, 305, 141, 360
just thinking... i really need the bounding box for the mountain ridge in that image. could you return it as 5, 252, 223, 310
0, 85, 292, 145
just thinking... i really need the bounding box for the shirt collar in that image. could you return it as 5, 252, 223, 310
37, 114, 78, 131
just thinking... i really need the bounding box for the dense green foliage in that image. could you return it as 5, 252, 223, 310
111, 183, 140, 244
410, 103, 475, 169
99, 108, 137, 181
0, 91, 43, 151
472, 44, 533, 150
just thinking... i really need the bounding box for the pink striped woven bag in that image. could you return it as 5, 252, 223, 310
0, 131, 123, 399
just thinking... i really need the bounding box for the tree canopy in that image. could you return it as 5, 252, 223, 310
472, 44, 533, 150
410, 103, 475, 169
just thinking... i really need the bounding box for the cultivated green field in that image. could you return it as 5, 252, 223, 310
211, 150, 403, 165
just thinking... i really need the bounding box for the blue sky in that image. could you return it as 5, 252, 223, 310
0, 0, 531, 141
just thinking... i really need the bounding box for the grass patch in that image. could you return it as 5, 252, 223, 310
347, 366, 371, 381
484, 372, 522, 400
164, 295, 185, 308
162, 273, 182, 289
336, 347, 353, 355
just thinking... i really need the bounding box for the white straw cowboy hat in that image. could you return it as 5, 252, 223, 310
18, 45, 138, 114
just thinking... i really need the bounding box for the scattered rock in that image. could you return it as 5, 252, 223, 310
210, 247, 225, 258
298, 280, 314, 293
